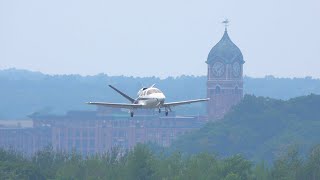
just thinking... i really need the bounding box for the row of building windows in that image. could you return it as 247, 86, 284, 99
210, 86, 242, 94
58, 129, 96, 138
67, 139, 95, 150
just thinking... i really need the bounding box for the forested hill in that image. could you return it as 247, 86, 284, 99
1, 68, 320, 119
172, 94, 320, 162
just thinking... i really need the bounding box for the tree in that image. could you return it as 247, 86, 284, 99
271, 146, 304, 180
126, 144, 155, 180
305, 145, 320, 180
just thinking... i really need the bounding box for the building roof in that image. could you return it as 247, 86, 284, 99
0, 120, 33, 128
206, 29, 244, 64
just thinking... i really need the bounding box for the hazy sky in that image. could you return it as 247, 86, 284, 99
0, 0, 319, 78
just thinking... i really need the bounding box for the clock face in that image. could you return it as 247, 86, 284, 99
212, 62, 225, 77
232, 62, 241, 77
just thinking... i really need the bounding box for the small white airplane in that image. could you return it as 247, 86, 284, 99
87, 84, 209, 117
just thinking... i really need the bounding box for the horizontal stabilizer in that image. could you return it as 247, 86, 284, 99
109, 85, 135, 103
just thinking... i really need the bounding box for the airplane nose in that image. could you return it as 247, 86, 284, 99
155, 94, 165, 103
161, 96, 165, 103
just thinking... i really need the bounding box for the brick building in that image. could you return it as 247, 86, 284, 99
46, 111, 204, 155
0, 110, 206, 156
0, 121, 51, 156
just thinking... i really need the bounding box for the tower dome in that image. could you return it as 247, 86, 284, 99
206, 29, 244, 64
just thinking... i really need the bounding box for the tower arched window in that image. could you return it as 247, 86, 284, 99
215, 86, 221, 94
235, 86, 239, 94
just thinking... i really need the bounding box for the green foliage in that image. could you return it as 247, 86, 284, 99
32, 146, 68, 179
271, 146, 304, 180
172, 94, 320, 162
1, 144, 320, 179
0, 149, 44, 179
126, 144, 155, 180
220, 155, 253, 180
305, 145, 320, 180
252, 162, 270, 180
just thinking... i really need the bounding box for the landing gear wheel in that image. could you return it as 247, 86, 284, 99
130, 112, 134, 117
165, 111, 168, 116
159, 109, 161, 113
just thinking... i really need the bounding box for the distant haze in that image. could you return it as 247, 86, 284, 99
1, 0, 319, 78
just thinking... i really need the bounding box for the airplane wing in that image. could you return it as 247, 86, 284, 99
86, 102, 142, 109
163, 98, 209, 107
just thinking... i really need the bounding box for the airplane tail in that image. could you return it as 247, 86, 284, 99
108, 85, 135, 103
150, 84, 156, 88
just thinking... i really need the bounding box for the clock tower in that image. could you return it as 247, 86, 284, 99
206, 25, 245, 120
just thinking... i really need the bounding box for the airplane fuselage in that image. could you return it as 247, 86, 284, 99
134, 88, 165, 108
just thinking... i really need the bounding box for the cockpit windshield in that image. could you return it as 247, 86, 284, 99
146, 88, 162, 95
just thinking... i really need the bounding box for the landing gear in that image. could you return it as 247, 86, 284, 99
164, 107, 171, 116
158, 109, 161, 113
130, 111, 134, 117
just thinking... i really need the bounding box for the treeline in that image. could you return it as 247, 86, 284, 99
1, 68, 320, 119
1, 144, 320, 180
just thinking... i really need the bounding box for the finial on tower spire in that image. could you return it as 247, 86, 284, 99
222, 19, 229, 31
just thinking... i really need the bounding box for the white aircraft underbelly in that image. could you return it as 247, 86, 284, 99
139, 98, 163, 108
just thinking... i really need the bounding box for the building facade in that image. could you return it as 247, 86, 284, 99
0, 110, 206, 156
206, 28, 245, 120
45, 113, 203, 156
0, 121, 51, 156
